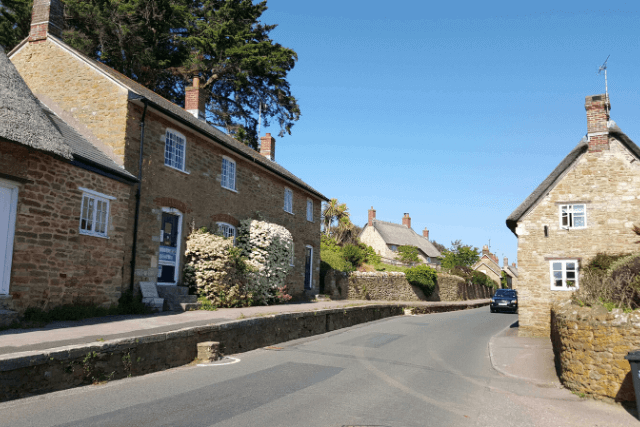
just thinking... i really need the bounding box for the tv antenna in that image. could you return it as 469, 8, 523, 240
598, 55, 610, 101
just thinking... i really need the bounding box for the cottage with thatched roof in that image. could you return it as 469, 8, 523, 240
506, 94, 640, 337
0, 47, 136, 320
360, 207, 441, 267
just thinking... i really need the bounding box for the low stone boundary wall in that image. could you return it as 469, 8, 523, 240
324, 270, 494, 302
551, 301, 640, 402
0, 301, 486, 402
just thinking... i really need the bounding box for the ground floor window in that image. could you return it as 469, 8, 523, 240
550, 260, 579, 290
78, 188, 115, 238
217, 222, 236, 240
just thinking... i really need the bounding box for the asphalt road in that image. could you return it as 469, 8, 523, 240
0, 308, 634, 426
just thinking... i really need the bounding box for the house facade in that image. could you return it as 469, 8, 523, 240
6, 0, 326, 308
471, 247, 518, 289
471, 246, 502, 287
0, 48, 135, 316
360, 207, 441, 267
506, 94, 640, 337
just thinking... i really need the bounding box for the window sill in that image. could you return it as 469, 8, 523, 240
550, 287, 579, 291
79, 230, 109, 239
165, 164, 190, 175
222, 185, 238, 194
284, 209, 294, 215
307, 218, 314, 223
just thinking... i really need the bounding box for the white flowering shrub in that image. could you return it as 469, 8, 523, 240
183, 229, 252, 307
236, 219, 293, 305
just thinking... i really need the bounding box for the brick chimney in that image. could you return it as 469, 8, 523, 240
512, 262, 516, 268
585, 94, 611, 152
260, 133, 276, 161
503, 257, 508, 268
402, 213, 411, 229
423, 227, 429, 239
482, 245, 489, 257
185, 77, 206, 120
368, 207, 376, 227
29, 0, 64, 42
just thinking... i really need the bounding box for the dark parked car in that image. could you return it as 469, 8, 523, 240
490, 289, 518, 313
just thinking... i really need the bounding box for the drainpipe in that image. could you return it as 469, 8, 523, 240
129, 100, 148, 292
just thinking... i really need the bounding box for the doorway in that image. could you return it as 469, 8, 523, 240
158, 208, 183, 285
304, 245, 313, 290
0, 180, 18, 295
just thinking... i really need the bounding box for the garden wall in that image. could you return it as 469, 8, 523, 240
551, 301, 640, 402
324, 270, 493, 302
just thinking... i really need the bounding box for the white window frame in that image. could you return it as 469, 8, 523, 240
284, 187, 293, 214
217, 222, 236, 240
306, 199, 313, 222
78, 188, 115, 238
549, 259, 580, 291
164, 129, 186, 172
559, 204, 586, 229
221, 156, 237, 191
389, 245, 398, 252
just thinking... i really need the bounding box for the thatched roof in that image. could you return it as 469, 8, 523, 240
0, 47, 71, 158
364, 220, 442, 258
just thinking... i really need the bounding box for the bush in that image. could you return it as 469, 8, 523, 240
584, 253, 631, 275
405, 265, 438, 298
398, 245, 420, 264
342, 244, 365, 268
471, 271, 496, 288
184, 228, 253, 308
360, 243, 381, 264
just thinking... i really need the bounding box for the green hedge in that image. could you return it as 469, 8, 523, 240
405, 265, 438, 298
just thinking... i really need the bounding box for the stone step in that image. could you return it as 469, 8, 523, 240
180, 302, 201, 311
0, 310, 19, 328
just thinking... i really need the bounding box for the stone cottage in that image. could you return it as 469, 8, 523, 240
7, 0, 327, 309
359, 207, 441, 267
471, 246, 502, 286
0, 48, 136, 319
506, 94, 640, 337
471, 247, 518, 289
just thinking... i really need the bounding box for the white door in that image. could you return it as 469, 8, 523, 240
0, 180, 19, 295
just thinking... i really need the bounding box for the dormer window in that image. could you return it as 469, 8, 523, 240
559, 204, 586, 229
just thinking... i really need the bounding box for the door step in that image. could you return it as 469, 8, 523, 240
157, 286, 201, 312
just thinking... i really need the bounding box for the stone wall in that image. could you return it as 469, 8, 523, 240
551, 301, 640, 402
1, 140, 132, 312
123, 106, 323, 299
324, 270, 493, 302
0, 304, 404, 402
516, 137, 640, 337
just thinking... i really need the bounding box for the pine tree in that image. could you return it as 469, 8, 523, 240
0, 0, 33, 52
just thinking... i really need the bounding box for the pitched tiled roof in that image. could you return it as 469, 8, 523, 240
368, 220, 442, 258
0, 47, 71, 159
506, 121, 640, 235
473, 255, 502, 276
41, 104, 136, 181
503, 265, 518, 278
35, 36, 326, 200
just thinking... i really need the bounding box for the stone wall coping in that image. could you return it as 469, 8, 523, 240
351, 271, 406, 277
553, 301, 640, 327
0, 301, 488, 372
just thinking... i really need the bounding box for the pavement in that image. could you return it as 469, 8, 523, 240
0, 299, 487, 356
488, 319, 563, 388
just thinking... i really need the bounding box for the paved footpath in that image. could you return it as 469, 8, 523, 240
0, 299, 486, 356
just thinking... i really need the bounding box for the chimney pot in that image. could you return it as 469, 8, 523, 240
402, 213, 411, 229
423, 228, 429, 239
368, 207, 376, 227
585, 94, 611, 152
260, 133, 276, 161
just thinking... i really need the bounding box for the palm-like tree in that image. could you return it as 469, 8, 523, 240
322, 198, 350, 236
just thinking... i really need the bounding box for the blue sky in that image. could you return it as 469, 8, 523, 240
257, 1, 640, 264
